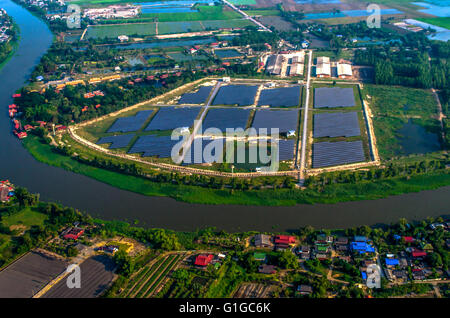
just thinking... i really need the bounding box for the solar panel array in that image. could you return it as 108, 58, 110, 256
145, 106, 201, 131
251, 109, 299, 134
128, 134, 181, 158
313, 112, 360, 138
107, 110, 154, 133
96, 134, 135, 149
202, 108, 251, 132
212, 85, 258, 106
277, 139, 296, 161
182, 137, 223, 165
178, 86, 212, 104
312, 141, 365, 168
314, 87, 356, 108
258, 86, 301, 107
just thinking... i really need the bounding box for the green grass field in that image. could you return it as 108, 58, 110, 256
243, 9, 281, 17
364, 85, 442, 159
85, 19, 253, 38
416, 17, 450, 30
141, 5, 241, 22
1, 208, 47, 229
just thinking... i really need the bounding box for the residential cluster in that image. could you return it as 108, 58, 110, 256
0, 8, 12, 44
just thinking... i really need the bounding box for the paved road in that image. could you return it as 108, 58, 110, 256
221, 0, 272, 32
298, 50, 313, 185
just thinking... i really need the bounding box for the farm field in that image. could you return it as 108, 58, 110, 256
119, 253, 184, 298
1, 207, 47, 230
416, 17, 450, 30
0, 251, 68, 298
233, 283, 276, 298
42, 255, 115, 298
85, 19, 253, 38
140, 5, 241, 22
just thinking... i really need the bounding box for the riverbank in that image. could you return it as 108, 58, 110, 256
23, 136, 450, 206
0, 15, 19, 72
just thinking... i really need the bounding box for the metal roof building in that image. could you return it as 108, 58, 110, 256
337, 63, 352, 78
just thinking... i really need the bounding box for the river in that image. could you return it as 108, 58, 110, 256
0, 0, 449, 232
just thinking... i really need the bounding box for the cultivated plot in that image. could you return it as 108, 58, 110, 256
108, 110, 154, 133
202, 108, 251, 132
96, 134, 136, 149
145, 106, 201, 131
128, 134, 182, 158
212, 85, 258, 106
258, 86, 301, 107
251, 109, 299, 134
0, 251, 68, 298
42, 255, 115, 298
178, 86, 213, 104
312, 141, 365, 168
314, 87, 356, 108
313, 112, 360, 138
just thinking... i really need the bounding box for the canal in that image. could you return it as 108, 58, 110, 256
0, 0, 449, 232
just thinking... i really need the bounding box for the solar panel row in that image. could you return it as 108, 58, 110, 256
312, 141, 365, 168
314, 87, 356, 108
313, 112, 360, 138
182, 137, 223, 165
277, 139, 296, 161
178, 86, 212, 104
107, 110, 154, 133
258, 86, 301, 107
202, 108, 251, 132
212, 85, 258, 106
251, 109, 299, 134
96, 134, 135, 149
128, 135, 182, 158
145, 106, 201, 131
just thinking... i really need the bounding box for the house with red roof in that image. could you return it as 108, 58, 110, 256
411, 248, 427, 258
194, 254, 214, 267
403, 236, 414, 243
63, 227, 84, 240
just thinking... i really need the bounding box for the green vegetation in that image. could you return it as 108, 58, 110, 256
1, 208, 47, 229
416, 17, 450, 30
23, 135, 450, 206
140, 5, 241, 22
364, 84, 443, 159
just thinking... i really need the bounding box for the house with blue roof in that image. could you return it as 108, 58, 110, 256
354, 236, 368, 242
350, 241, 375, 254
385, 258, 399, 267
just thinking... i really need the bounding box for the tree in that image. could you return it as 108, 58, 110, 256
113, 250, 135, 277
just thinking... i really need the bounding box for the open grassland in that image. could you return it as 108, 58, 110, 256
23, 136, 450, 206
1, 208, 47, 230
364, 85, 442, 159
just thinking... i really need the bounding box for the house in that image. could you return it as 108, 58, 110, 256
254, 234, 272, 248
63, 227, 84, 240
385, 258, 399, 267
118, 35, 129, 42
392, 270, 408, 281
297, 284, 313, 295
315, 253, 329, 260
351, 241, 375, 254
411, 248, 427, 258
337, 63, 352, 78
402, 236, 414, 243
258, 264, 276, 274
297, 245, 310, 260
354, 236, 368, 242
0, 185, 10, 202
287, 130, 296, 137
194, 254, 214, 267
274, 235, 296, 249
335, 237, 348, 245
335, 244, 348, 252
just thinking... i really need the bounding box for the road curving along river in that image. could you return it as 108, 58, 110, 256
0, 0, 449, 232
